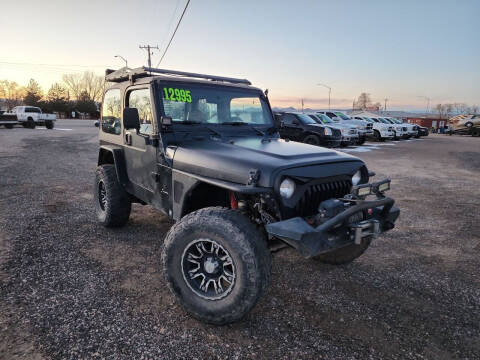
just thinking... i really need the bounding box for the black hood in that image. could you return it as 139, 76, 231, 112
172, 137, 363, 187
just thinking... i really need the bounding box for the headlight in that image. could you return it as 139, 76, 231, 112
324, 127, 332, 136
280, 178, 296, 199
352, 170, 362, 185
340, 128, 345, 133
357, 125, 361, 129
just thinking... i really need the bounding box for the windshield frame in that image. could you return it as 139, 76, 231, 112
157, 81, 274, 128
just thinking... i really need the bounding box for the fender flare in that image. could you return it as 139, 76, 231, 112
98, 145, 129, 187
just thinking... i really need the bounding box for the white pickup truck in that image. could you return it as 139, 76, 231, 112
9, 106, 56, 129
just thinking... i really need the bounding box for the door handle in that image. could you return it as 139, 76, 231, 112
125, 132, 132, 145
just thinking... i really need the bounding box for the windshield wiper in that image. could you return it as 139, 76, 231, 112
178, 120, 202, 124
221, 121, 247, 125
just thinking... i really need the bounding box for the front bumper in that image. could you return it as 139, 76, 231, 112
265, 191, 399, 258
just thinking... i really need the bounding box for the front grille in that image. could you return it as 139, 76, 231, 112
331, 128, 341, 137
366, 123, 373, 129
348, 129, 357, 135
388, 126, 393, 131
295, 179, 352, 217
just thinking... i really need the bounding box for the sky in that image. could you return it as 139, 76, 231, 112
1, 0, 478, 111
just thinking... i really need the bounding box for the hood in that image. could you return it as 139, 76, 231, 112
172, 137, 362, 187
337, 119, 367, 128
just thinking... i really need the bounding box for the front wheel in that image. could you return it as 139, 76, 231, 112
162, 207, 271, 325
45, 120, 54, 129
94, 164, 131, 227
374, 130, 383, 141
303, 134, 320, 146
313, 237, 372, 265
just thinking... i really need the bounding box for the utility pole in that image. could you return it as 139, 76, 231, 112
139, 44, 159, 68
384, 98, 388, 111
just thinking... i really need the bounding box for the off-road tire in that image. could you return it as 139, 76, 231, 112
162, 207, 271, 325
4, 124, 13, 129
303, 134, 320, 146
94, 164, 131, 227
313, 237, 372, 265
27, 118, 35, 129
45, 120, 54, 129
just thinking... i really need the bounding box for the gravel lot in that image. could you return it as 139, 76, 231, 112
1, 120, 479, 359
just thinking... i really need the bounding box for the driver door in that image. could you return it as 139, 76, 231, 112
122, 86, 161, 204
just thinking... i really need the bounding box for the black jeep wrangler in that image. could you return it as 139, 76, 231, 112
94, 67, 400, 325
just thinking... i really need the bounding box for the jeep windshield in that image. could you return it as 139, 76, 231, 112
159, 82, 273, 127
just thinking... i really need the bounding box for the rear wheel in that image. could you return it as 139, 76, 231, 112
27, 118, 35, 129
162, 207, 271, 325
94, 164, 131, 227
303, 134, 320, 146
45, 120, 54, 129
313, 237, 372, 265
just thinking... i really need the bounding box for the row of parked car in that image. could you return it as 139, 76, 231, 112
273, 110, 428, 148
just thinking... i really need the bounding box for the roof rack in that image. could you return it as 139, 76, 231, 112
105, 66, 252, 85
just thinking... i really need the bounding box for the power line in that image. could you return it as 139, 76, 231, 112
156, 0, 191, 67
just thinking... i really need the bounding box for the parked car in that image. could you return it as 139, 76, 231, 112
274, 112, 342, 147
8, 106, 56, 129
381, 118, 407, 140
317, 111, 373, 144
94, 66, 399, 325
351, 116, 394, 141
308, 113, 357, 146
416, 126, 429, 136
384, 117, 418, 138
0, 110, 18, 129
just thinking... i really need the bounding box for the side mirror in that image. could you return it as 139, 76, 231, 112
123, 108, 140, 130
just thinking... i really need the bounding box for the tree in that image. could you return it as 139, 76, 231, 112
0, 80, 26, 109
23, 79, 43, 107
434, 104, 453, 119
75, 90, 97, 114
46, 83, 69, 113
356, 93, 372, 110
62, 71, 104, 102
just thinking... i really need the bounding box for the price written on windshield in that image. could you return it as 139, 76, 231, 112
163, 87, 192, 103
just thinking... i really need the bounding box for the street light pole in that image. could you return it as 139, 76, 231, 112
114, 55, 128, 68
317, 83, 331, 110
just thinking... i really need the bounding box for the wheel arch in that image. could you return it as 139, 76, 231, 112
97, 146, 129, 187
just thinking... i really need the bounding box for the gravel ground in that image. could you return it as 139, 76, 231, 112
0, 121, 479, 359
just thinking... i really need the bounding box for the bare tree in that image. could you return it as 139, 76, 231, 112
0, 80, 26, 110
62, 73, 83, 100
82, 71, 104, 102
434, 104, 453, 119
62, 71, 104, 102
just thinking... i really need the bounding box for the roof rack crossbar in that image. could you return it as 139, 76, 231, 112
105, 66, 251, 85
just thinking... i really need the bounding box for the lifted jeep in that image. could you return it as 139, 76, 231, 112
94, 66, 400, 325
